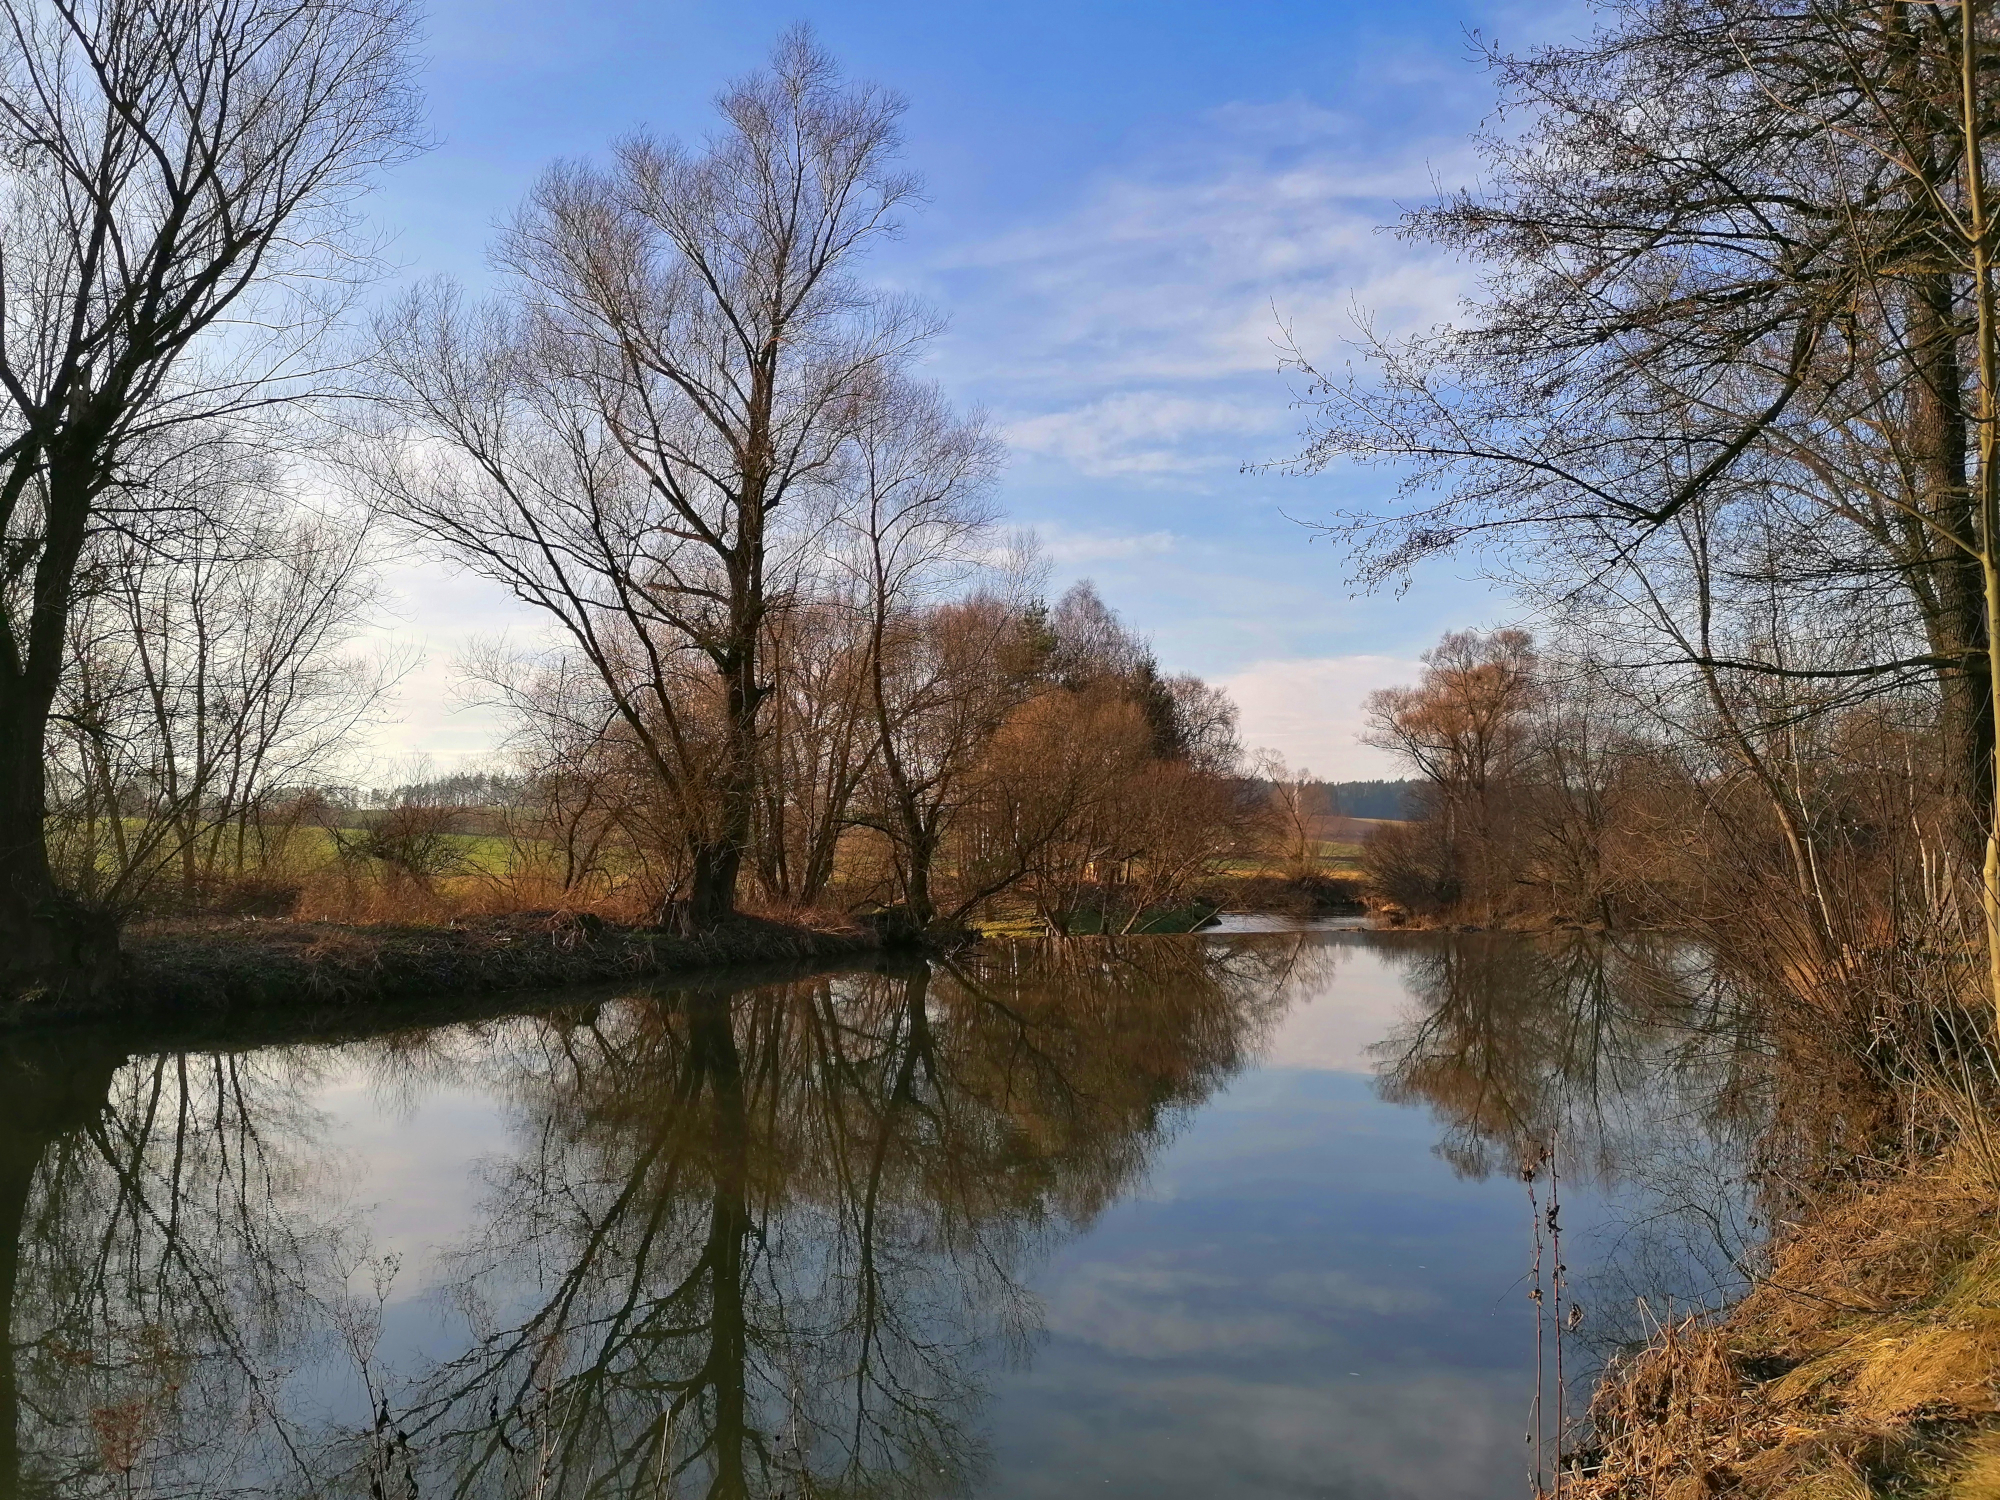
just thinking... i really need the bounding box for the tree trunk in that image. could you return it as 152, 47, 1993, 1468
903, 835, 937, 929
0, 679, 117, 998
0, 1036, 124, 1491
688, 672, 760, 931
0, 439, 121, 997
1956, 0, 2000, 1029
689, 993, 750, 1500
683, 841, 745, 932
672, 591, 765, 934
1906, 268, 1992, 865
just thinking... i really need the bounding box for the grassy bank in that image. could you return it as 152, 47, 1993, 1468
1567, 1141, 2000, 1498
0, 912, 895, 1029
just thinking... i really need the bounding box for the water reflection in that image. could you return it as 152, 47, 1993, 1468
1371, 933, 1757, 1181
0, 1036, 359, 1498
380, 946, 1280, 1499
1369, 932, 1765, 1351
0, 933, 1760, 1499
0, 941, 1286, 1499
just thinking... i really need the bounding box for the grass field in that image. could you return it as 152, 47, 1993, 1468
1212, 842, 1367, 878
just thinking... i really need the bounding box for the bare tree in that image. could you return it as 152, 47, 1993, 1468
969, 685, 1154, 934
0, 0, 422, 993
1280, 0, 2000, 1009
753, 592, 876, 907
1364, 630, 1540, 922
1253, 750, 1321, 876
48, 452, 389, 913
840, 376, 1002, 925
367, 29, 927, 931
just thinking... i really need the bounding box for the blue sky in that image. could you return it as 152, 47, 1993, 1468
361, 0, 1584, 779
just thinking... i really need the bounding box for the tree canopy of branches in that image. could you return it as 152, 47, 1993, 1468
1287, 0, 2000, 1018
366, 29, 928, 931
0, 20, 1250, 974
364, 32, 1249, 932
49, 456, 388, 913
0, 0, 422, 994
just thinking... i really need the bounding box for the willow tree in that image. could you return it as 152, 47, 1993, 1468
0, 0, 422, 995
369, 29, 928, 930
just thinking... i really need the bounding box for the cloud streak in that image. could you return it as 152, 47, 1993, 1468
930, 100, 1478, 485
1037, 523, 1180, 564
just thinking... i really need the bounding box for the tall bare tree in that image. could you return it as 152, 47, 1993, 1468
0, 0, 422, 993
367, 29, 927, 930
1283, 0, 2000, 1009
49, 452, 388, 912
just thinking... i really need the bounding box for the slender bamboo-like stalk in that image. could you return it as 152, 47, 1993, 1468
1550, 1132, 1566, 1499
1526, 1153, 1547, 1496
1963, 0, 2000, 1032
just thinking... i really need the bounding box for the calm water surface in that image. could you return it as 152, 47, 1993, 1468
0, 932, 1756, 1498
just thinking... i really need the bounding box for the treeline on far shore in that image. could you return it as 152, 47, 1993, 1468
64, 575, 1330, 940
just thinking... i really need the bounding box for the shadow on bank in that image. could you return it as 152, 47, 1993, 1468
5, 909, 905, 1030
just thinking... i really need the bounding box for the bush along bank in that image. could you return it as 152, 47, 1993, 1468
1194, 871, 1366, 918
1, 912, 902, 1029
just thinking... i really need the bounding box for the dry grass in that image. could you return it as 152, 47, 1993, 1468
288, 866, 656, 925
1565, 1141, 2000, 1498
1193, 870, 1365, 916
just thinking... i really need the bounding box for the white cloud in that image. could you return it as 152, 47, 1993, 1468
347, 557, 535, 772
1047, 1262, 1322, 1359
930, 105, 1478, 484
1038, 523, 1179, 565
1045, 1257, 1434, 1361
1007, 393, 1286, 478
1217, 654, 1422, 780
997, 1367, 1523, 1500
1258, 947, 1425, 1074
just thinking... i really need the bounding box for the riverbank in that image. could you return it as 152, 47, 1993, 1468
1565, 1141, 2000, 1497
0, 911, 896, 1029
967, 871, 1366, 938
1365, 908, 1616, 933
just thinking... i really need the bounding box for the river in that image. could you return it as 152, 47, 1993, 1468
0, 928, 1762, 1498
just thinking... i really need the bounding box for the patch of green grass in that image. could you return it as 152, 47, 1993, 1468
973, 914, 1047, 939
437, 832, 517, 876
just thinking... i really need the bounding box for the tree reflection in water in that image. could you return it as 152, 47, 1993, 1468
0, 939, 1285, 1499
0, 1034, 361, 1499
1370, 932, 1767, 1324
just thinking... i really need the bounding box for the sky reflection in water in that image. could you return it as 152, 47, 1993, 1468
0, 932, 1753, 1498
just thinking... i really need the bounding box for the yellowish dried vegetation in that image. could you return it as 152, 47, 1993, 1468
1568, 1143, 2000, 1498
